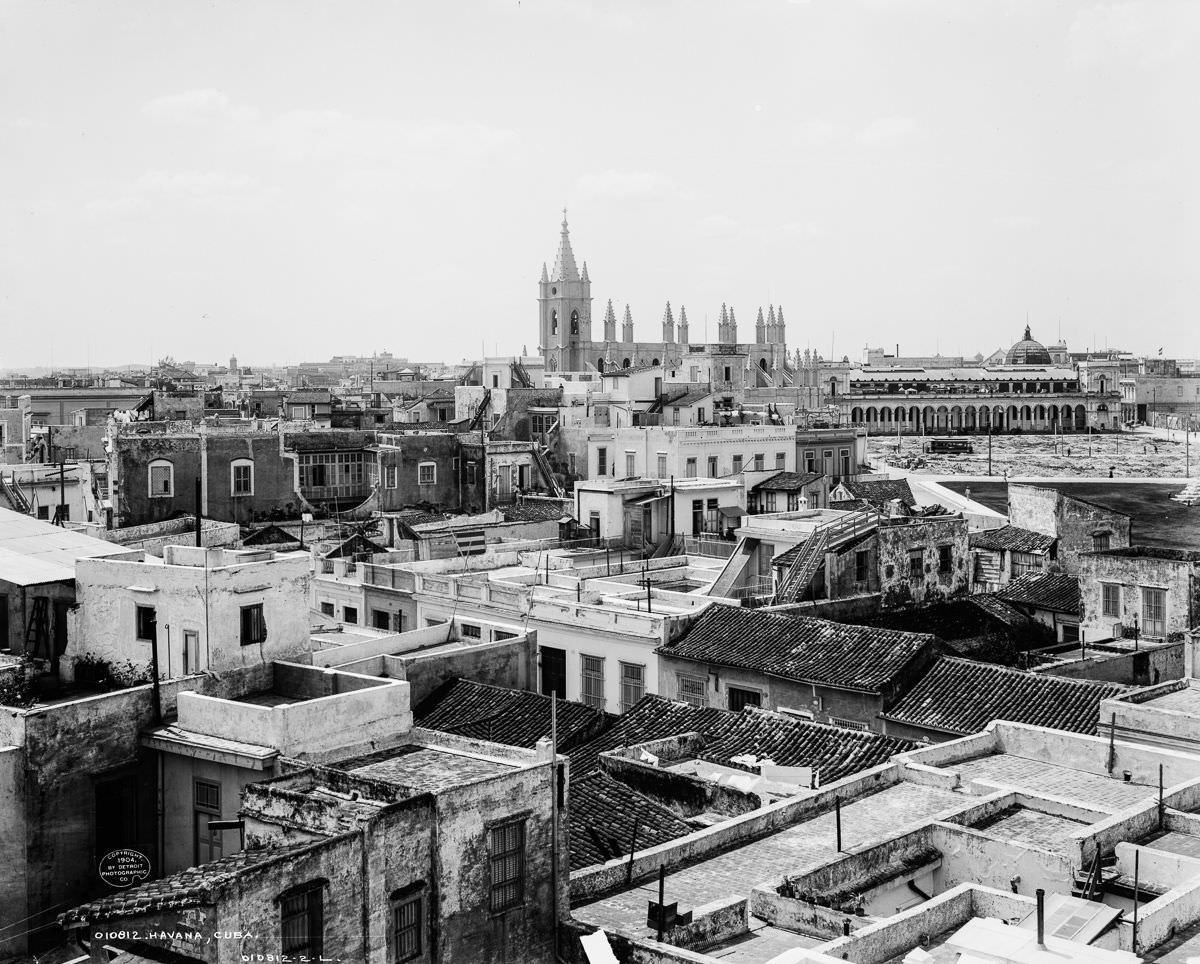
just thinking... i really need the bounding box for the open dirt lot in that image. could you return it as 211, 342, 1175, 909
872, 430, 1198, 479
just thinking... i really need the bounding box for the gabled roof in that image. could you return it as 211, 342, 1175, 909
323, 532, 385, 559
969, 525, 1056, 554
414, 679, 610, 751
997, 572, 1081, 614
881, 657, 1128, 736
569, 771, 695, 871
657, 605, 936, 694
501, 500, 571, 524
751, 471, 824, 493
567, 694, 914, 780
60, 841, 319, 926
858, 596, 1027, 641
835, 477, 916, 508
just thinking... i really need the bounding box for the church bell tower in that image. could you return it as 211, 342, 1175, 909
538, 211, 592, 372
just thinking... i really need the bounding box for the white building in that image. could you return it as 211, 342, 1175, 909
71, 545, 313, 680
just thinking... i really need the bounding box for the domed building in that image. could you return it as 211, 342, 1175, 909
1005, 325, 1054, 366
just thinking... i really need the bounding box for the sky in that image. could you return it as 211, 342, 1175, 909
1, 0, 1196, 369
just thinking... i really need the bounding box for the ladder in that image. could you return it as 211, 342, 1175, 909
773, 528, 829, 604
25, 596, 51, 659
510, 360, 533, 388
467, 388, 492, 431
532, 447, 564, 498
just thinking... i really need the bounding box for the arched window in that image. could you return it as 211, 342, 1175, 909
570, 309, 579, 335
596, 359, 605, 373
148, 459, 174, 498
828, 377, 838, 397
622, 358, 631, 368
231, 458, 254, 497
651, 358, 661, 366
551, 310, 558, 334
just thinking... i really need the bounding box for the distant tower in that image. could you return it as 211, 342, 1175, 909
602, 300, 617, 341
755, 307, 766, 345
661, 302, 675, 343
537, 210, 592, 372
229, 354, 239, 375
717, 304, 729, 343
621, 304, 635, 342
677, 305, 689, 344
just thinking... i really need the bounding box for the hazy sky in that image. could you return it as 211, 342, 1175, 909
1, 0, 1196, 369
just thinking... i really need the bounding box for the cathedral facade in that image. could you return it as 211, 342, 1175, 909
537, 214, 793, 387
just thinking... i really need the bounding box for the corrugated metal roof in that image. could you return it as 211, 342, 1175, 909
0, 508, 130, 586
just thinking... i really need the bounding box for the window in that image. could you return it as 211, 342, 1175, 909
194, 779, 222, 865
385, 464, 398, 489
765, 492, 777, 512
393, 894, 422, 961
136, 605, 157, 643
240, 604, 266, 645
804, 450, 816, 473
625, 452, 636, 476
568, 453, 577, 475
685, 457, 697, 478
707, 456, 718, 477
723, 365, 732, 382
619, 662, 645, 712
36, 505, 49, 520
581, 655, 605, 709
855, 550, 870, 583
597, 447, 608, 476
698, 406, 706, 423
656, 454, 668, 477
672, 407, 680, 426
1093, 532, 1111, 551
344, 606, 358, 624
280, 883, 324, 959
540, 646, 567, 698
732, 455, 743, 474
588, 510, 600, 534
492, 374, 500, 388
489, 819, 526, 912
839, 448, 851, 477
908, 548, 924, 579
372, 609, 391, 630
938, 545, 953, 574
320, 601, 334, 617
787, 492, 801, 511
753, 453, 765, 471
417, 461, 436, 485
728, 687, 761, 712
1102, 583, 1120, 618
231, 459, 253, 497
776, 452, 787, 469
1141, 587, 1166, 638
148, 459, 173, 498
461, 623, 482, 639
1011, 551, 1042, 578
678, 674, 706, 708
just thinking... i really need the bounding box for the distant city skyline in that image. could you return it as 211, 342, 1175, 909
2, 0, 1196, 369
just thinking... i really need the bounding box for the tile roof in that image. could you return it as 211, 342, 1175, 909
657, 605, 935, 693
501, 500, 571, 523
751, 471, 825, 492
881, 657, 1128, 737
60, 842, 317, 926
414, 679, 610, 751
969, 525, 1056, 554
837, 478, 916, 508
568, 695, 915, 781
569, 771, 696, 871
997, 572, 1081, 614
857, 597, 1027, 640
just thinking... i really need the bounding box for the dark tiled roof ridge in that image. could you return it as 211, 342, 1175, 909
935, 655, 1131, 690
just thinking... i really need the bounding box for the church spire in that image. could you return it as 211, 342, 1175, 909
621, 304, 634, 342
581, 260, 590, 284
662, 301, 675, 343
677, 305, 689, 344
551, 209, 580, 282
727, 306, 737, 344
766, 304, 777, 342
755, 306, 766, 345
540, 262, 549, 284
603, 299, 617, 341
775, 305, 785, 345
718, 303, 728, 342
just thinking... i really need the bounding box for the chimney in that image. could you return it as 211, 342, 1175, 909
1036, 889, 1045, 946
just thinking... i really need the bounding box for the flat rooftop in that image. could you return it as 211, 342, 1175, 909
1140, 681, 1200, 716
952, 752, 1158, 811
969, 805, 1090, 852
337, 743, 519, 793
573, 781, 960, 937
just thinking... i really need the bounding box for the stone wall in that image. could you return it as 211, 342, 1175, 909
877, 517, 970, 610
1008, 484, 1132, 574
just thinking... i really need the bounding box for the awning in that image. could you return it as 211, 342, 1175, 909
626, 494, 670, 507
719, 506, 745, 519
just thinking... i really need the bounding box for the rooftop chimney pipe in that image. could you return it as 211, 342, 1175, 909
1036, 888, 1045, 946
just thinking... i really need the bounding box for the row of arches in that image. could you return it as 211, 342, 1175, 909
849, 403, 1107, 432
